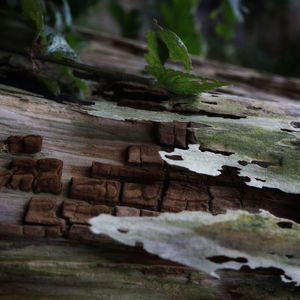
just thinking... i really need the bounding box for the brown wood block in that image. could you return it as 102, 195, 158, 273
63, 200, 112, 224
10, 174, 34, 192
157, 122, 174, 147
25, 197, 66, 228
0, 169, 12, 189
210, 186, 242, 214
121, 182, 162, 210
23, 135, 43, 154
69, 177, 106, 202
37, 158, 63, 176
33, 171, 62, 195
173, 121, 187, 149
140, 145, 164, 166
33, 158, 63, 194
11, 158, 38, 176
6, 135, 42, 154
6, 136, 23, 153
157, 122, 187, 149
127, 145, 141, 165
91, 161, 165, 183
162, 182, 210, 212
69, 177, 121, 204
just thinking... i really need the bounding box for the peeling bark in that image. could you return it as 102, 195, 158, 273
0, 31, 300, 298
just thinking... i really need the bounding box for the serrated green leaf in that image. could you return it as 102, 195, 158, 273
21, 0, 44, 33
146, 66, 228, 95
145, 30, 169, 67
155, 21, 192, 71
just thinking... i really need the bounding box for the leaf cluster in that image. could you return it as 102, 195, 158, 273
0, 0, 88, 100
145, 22, 228, 95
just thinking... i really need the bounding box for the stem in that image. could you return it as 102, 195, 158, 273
0, 46, 153, 86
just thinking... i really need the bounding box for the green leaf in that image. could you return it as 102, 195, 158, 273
158, 0, 202, 55
145, 30, 169, 67
155, 21, 192, 71
21, 0, 44, 33
146, 66, 228, 95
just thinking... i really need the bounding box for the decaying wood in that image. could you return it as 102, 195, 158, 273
0, 30, 300, 299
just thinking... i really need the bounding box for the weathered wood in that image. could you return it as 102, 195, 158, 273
0, 31, 300, 298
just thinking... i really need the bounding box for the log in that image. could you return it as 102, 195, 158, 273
0, 31, 299, 298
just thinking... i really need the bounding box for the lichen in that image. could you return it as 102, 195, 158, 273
89, 210, 300, 286
161, 93, 291, 119
159, 143, 300, 194
83, 99, 300, 133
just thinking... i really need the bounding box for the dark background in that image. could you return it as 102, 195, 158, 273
75, 0, 300, 78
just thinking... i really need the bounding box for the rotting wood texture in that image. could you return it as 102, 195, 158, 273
0, 30, 300, 299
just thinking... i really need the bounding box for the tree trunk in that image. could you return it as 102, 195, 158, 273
0, 30, 299, 299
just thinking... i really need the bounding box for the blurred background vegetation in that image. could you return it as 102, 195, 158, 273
73, 0, 300, 78
0, 0, 299, 101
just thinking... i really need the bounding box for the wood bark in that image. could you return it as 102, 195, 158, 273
0, 30, 299, 299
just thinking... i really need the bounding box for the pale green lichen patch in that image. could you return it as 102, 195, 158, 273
159, 143, 300, 193
89, 210, 300, 286
84, 99, 299, 132
85, 99, 300, 193
161, 93, 292, 119
190, 119, 300, 193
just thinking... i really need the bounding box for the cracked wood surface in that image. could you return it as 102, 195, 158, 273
0, 31, 300, 299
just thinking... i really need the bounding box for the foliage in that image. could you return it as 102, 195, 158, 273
157, 24, 192, 71
146, 66, 226, 95
210, 0, 244, 40
108, 0, 141, 39
145, 22, 228, 95
21, 0, 44, 35
0, 0, 88, 100
68, 0, 102, 18
158, 0, 202, 55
